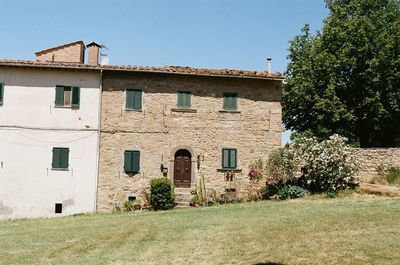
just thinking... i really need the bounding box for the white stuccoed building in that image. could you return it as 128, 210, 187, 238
0, 41, 102, 219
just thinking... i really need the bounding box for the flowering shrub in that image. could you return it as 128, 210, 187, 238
293, 134, 358, 193
248, 158, 264, 181
263, 134, 359, 199
265, 146, 298, 188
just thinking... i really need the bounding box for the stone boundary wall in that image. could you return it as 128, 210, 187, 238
350, 148, 400, 181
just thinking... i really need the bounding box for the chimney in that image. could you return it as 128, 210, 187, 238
267, 58, 272, 73
87, 42, 102, 65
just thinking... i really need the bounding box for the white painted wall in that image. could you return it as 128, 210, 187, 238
0, 67, 100, 219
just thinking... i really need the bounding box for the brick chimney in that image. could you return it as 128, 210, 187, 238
87, 42, 102, 65
35, 41, 85, 63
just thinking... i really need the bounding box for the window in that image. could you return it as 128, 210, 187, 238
126, 89, 142, 110
222, 148, 237, 169
55, 86, 80, 109
124, 150, 140, 173
177, 91, 191, 108
55, 203, 62, 214
0, 83, 4, 106
223, 93, 237, 110
52, 147, 69, 169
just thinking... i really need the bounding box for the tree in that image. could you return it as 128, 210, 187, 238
283, 0, 400, 147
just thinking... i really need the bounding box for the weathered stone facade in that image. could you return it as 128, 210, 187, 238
351, 148, 400, 181
96, 71, 283, 211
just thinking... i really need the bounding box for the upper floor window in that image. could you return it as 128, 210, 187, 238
126, 89, 142, 110
55, 86, 80, 109
223, 93, 237, 110
52, 147, 69, 170
0, 83, 4, 106
222, 148, 237, 169
124, 150, 140, 173
177, 91, 191, 108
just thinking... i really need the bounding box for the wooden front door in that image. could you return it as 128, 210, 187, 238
174, 151, 191, 188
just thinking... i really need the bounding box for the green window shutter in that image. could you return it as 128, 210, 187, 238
126, 89, 134, 109
223, 93, 237, 110
133, 90, 142, 110
178, 92, 191, 108
61, 148, 69, 169
55, 86, 64, 107
52, 148, 69, 169
222, 149, 230, 168
132, 151, 140, 172
71, 87, 80, 109
222, 148, 237, 169
124, 150, 140, 173
229, 149, 237, 169
0, 83, 3, 105
52, 148, 61, 168
124, 151, 133, 172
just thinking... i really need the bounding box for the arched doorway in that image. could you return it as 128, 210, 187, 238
174, 149, 192, 188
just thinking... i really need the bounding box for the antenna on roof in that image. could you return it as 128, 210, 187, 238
100, 44, 109, 65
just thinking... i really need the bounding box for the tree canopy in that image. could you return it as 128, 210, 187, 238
283, 0, 400, 147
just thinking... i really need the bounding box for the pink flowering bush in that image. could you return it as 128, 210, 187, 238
248, 158, 264, 181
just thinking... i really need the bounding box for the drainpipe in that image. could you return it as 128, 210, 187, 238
94, 69, 103, 212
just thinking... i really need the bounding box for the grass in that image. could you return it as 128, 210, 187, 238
1, 196, 400, 265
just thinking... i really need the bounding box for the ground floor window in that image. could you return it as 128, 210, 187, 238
222, 148, 237, 169
124, 150, 140, 173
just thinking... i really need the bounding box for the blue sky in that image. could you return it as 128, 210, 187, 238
0, 0, 329, 144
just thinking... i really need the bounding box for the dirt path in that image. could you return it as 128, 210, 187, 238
360, 183, 400, 194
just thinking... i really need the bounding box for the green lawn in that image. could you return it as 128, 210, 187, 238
1, 196, 399, 265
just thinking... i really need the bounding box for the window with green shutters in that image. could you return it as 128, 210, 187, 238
177, 91, 191, 108
126, 89, 142, 110
0, 83, 4, 106
222, 148, 237, 169
55, 86, 80, 109
223, 93, 238, 110
52, 147, 69, 169
124, 150, 140, 173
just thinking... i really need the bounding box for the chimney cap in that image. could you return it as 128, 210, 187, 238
86, 42, 102, 48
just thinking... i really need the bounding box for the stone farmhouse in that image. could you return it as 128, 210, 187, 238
0, 41, 283, 219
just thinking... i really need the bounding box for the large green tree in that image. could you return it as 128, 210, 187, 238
283, 0, 400, 147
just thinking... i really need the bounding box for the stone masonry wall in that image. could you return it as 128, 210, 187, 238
97, 71, 283, 211
351, 148, 400, 181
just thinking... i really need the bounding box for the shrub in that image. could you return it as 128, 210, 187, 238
248, 158, 264, 181
260, 184, 280, 200
150, 178, 175, 210
293, 134, 358, 193
265, 146, 298, 188
386, 167, 400, 185
278, 185, 308, 200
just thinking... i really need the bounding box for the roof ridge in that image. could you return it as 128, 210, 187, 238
0, 59, 283, 79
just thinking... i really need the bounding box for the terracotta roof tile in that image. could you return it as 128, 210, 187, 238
0, 59, 283, 79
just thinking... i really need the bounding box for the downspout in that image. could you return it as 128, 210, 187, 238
94, 69, 103, 212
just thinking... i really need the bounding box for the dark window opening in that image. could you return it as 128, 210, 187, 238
55, 203, 62, 214
128, 196, 136, 201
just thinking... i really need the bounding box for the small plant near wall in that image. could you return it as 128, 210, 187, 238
150, 178, 175, 210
